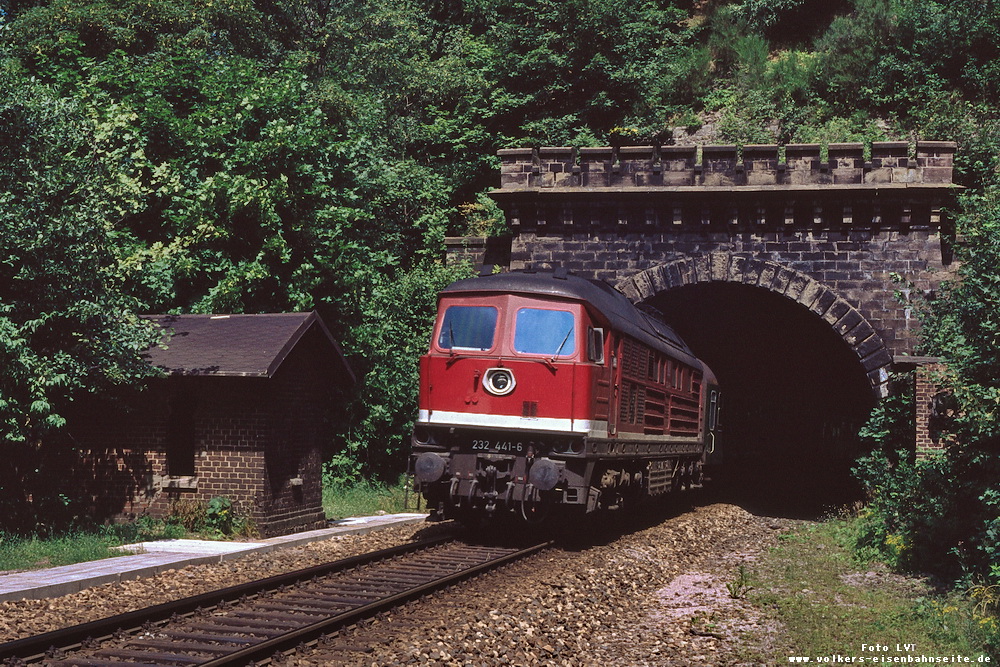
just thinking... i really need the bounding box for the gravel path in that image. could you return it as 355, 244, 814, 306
0, 501, 794, 665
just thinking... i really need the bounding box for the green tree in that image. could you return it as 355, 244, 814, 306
0, 67, 161, 528
0, 0, 486, 499
854, 188, 1000, 587
333, 261, 473, 481
464, 0, 697, 144
918, 188, 1000, 584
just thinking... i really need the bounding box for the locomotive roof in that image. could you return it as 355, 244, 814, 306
441, 271, 697, 360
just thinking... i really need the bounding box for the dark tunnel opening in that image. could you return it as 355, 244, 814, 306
650, 283, 877, 517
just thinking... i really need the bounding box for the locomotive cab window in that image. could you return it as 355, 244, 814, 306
513, 308, 576, 356
438, 305, 498, 351
587, 327, 605, 364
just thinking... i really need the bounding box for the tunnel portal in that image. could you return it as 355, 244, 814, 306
463, 141, 960, 511
651, 282, 876, 515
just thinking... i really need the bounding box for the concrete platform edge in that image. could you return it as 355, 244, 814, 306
0, 513, 428, 603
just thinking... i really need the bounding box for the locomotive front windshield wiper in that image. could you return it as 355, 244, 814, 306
548, 327, 574, 366
446, 322, 477, 366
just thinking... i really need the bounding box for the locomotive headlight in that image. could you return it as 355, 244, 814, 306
411, 426, 432, 445
483, 368, 516, 396
414, 452, 447, 483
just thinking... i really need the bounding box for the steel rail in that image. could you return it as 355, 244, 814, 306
0, 534, 453, 664
196, 539, 553, 667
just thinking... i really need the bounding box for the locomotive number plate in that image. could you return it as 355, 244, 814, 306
470, 439, 525, 453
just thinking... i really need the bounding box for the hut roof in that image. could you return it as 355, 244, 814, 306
142, 312, 354, 382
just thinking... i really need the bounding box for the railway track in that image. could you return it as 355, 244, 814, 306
0, 535, 552, 666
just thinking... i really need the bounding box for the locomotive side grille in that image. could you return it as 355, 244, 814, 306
669, 394, 701, 435
619, 384, 632, 423
619, 333, 708, 433
626, 385, 639, 423
522, 400, 538, 417
622, 338, 642, 378
643, 388, 666, 434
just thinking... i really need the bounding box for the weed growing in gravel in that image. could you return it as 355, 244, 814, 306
726, 563, 755, 599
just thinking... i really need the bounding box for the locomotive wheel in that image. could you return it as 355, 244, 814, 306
685, 461, 697, 490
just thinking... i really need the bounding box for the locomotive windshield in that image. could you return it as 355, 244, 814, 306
513, 308, 576, 356
438, 305, 498, 350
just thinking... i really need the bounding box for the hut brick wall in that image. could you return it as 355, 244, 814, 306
258, 325, 331, 535
914, 363, 950, 459
69, 336, 334, 536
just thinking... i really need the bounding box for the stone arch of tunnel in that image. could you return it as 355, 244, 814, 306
620, 255, 885, 514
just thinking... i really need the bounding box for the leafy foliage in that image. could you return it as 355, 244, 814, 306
0, 63, 162, 528
854, 187, 1000, 589
913, 189, 1000, 586
334, 260, 474, 480
3, 0, 1000, 550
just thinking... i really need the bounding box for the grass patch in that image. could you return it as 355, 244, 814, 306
738, 517, 997, 662
0, 520, 186, 573
0, 483, 418, 574
0, 503, 254, 573
0, 531, 121, 572
322, 478, 416, 520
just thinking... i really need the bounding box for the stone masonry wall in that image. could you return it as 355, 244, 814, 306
496, 141, 956, 190
507, 228, 949, 361
477, 141, 959, 398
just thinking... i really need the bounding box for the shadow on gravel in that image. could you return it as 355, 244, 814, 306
440, 491, 713, 552
702, 464, 865, 520
405, 450, 864, 551
428, 477, 856, 552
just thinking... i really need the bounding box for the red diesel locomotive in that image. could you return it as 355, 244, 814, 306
410, 270, 721, 522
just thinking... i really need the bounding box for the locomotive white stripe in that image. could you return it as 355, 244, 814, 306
417, 409, 592, 434
415, 413, 704, 443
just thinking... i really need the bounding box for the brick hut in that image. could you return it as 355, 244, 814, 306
70, 312, 354, 536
